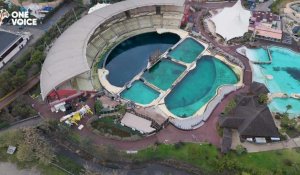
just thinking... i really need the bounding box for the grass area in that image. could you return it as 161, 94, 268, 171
0, 120, 10, 129
91, 116, 141, 138
66, 132, 81, 144
270, 0, 294, 14
54, 155, 84, 175
0, 147, 68, 175
38, 164, 68, 175
133, 143, 300, 175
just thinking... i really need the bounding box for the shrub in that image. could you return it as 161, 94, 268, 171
94, 100, 103, 115
258, 93, 268, 104
224, 99, 236, 115
236, 145, 247, 155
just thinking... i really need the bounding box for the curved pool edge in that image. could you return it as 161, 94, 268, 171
243, 45, 300, 117
158, 54, 244, 129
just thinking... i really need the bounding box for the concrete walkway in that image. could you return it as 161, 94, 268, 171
255, 0, 274, 11
231, 130, 300, 153
242, 137, 300, 153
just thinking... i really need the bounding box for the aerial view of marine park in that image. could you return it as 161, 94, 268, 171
0, 0, 300, 174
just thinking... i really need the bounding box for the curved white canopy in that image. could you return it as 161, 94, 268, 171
40, 0, 185, 100
211, 0, 251, 40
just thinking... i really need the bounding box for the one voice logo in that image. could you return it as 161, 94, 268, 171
0, 9, 37, 26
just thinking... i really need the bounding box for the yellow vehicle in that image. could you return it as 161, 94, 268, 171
60, 105, 93, 126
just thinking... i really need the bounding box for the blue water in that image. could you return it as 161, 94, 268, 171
142, 59, 186, 91
120, 80, 160, 105
168, 38, 205, 63
245, 48, 270, 62
269, 98, 300, 115
250, 46, 300, 117
103, 32, 180, 87
165, 56, 238, 117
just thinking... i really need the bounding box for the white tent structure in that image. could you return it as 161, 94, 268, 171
211, 0, 251, 41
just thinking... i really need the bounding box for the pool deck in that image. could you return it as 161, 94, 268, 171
98, 68, 123, 94
99, 33, 244, 129
157, 53, 244, 129
156, 28, 189, 39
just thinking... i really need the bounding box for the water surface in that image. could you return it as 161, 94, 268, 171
165, 56, 238, 117
104, 32, 180, 87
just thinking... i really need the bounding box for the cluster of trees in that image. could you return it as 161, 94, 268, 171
94, 100, 103, 115
0, 127, 55, 165
9, 95, 37, 119
223, 99, 237, 115
0, 95, 36, 129
258, 93, 268, 104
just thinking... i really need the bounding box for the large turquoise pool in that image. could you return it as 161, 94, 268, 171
250, 46, 300, 116
165, 56, 238, 117
168, 38, 205, 63
120, 80, 160, 105
142, 59, 186, 91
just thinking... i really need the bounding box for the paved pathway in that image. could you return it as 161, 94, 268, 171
0, 116, 43, 133
232, 130, 300, 152
255, 0, 274, 11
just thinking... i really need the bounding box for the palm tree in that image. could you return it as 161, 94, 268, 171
286, 104, 292, 113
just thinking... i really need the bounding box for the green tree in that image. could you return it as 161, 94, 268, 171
236, 145, 247, 155
11, 69, 27, 88
286, 104, 292, 113
280, 115, 297, 130
94, 100, 103, 115
22, 128, 55, 165
224, 99, 236, 115
30, 50, 44, 66
16, 144, 35, 162
258, 93, 268, 104
0, 129, 23, 147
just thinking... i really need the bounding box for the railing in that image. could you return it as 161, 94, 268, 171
170, 85, 240, 130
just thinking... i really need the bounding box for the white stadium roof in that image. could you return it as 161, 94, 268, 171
40, 0, 185, 100
211, 0, 251, 40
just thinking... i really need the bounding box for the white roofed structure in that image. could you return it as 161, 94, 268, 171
88, 3, 110, 14
211, 0, 251, 40
121, 113, 156, 134
40, 0, 185, 100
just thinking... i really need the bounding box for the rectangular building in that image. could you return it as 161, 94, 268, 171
249, 11, 282, 41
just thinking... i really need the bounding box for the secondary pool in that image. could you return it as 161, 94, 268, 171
142, 59, 186, 91
120, 80, 160, 105
250, 46, 300, 116
168, 38, 205, 63
103, 32, 180, 87
165, 55, 238, 117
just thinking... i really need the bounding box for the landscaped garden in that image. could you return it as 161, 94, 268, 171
275, 112, 300, 138
90, 116, 142, 139
132, 143, 300, 175
270, 0, 294, 14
